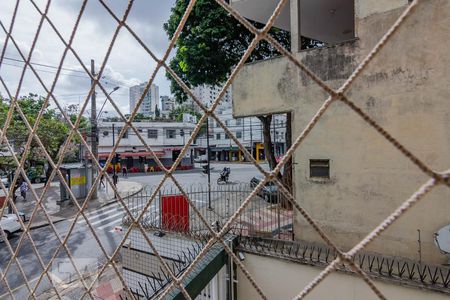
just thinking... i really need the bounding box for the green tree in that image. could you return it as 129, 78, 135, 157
165, 0, 303, 208
0, 94, 74, 178
164, 0, 291, 101
168, 104, 200, 122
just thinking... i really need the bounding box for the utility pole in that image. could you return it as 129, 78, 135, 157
250, 118, 253, 159
206, 116, 212, 210
112, 123, 118, 198
90, 59, 98, 199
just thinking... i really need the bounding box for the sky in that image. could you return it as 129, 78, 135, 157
0, 0, 176, 118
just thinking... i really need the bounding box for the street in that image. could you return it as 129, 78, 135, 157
0, 163, 266, 299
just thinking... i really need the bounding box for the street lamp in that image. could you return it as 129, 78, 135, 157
97, 86, 119, 121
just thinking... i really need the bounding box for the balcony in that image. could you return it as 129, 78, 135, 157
231, 0, 355, 44
232, 39, 358, 117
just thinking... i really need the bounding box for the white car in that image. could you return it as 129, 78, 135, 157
1, 177, 9, 188
0, 214, 22, 243
194, 155, 208, 163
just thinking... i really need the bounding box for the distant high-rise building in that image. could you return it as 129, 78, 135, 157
129, 83, 159, 116
191, 84, 232, 109
160, 95, 175, 112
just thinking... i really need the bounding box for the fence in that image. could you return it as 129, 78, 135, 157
238, 237, 450, 294
122, 183, 294, 240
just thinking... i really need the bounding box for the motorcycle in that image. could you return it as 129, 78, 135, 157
217, 167, 230, 184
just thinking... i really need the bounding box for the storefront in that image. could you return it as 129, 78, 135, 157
98, 149, 194, 173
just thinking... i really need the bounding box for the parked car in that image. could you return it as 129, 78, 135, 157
194, 155, 208, 163
250, 176, 279, 203
0, 214, 21, 243
27, 168, 47, 184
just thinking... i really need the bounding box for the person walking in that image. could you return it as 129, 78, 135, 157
20, 180, 28, 201
12, 180, 20, 203
122, 166, 127, 178
100, 173, 106, 189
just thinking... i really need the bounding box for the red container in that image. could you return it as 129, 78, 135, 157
161, 195, 189, 232
0, 196, 6, 209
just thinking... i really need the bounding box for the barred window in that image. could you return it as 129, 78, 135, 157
166, 129, 176, 139
310, 159, 330, 178
236, 131, 242, 138
148, 129, 158, 139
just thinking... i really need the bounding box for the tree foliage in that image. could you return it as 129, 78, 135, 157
0, 94, 74, 166
168, 104, 201, 122
164, 0, 291, 102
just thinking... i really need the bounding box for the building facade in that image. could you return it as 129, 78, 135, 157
98, 121, 196, 172
129, 83, 159, 117
187, 83, 287, 162
160, 95, 175, 117
232, 0, 450, 298
191, 84, 232, 109
198, 107, 286, 162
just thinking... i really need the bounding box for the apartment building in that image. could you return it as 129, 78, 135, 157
231, 0, 450, 298
129, 83, 159, 117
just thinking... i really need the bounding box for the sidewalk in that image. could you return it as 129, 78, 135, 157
11, 179, 143, 229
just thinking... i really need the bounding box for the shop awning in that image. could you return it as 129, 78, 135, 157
98, 151, 165, 158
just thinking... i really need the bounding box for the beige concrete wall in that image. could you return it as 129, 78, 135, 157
232, 0, 450, 264
237, 253, 449, 300
355, 0, 408, 19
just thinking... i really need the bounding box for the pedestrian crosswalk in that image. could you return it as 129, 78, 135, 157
75, 201, 158, 232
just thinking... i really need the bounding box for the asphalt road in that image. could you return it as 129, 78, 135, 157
0, 163, 266, 299
127, 162, 269, 188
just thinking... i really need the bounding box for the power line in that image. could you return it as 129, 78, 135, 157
1, 62, 89, 79
4, 56, 86, 74
2, 57, 134, 89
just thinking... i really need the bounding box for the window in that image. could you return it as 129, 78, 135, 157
148, 129, 158, 139
310, 159, 330, 178
224, 133, 230, 140
216, 133, 221, 140
118, 128, 128, 138
236, 131, 242, 138
166, 129, 176, 139
103, 131, 109, 136
236, 118, 242, 126
225, 120, 230, 126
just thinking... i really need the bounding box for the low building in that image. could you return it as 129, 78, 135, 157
98, 121, 197, 172
196, 107, 286, 162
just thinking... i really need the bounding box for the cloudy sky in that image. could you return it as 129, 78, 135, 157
0, 0, 176, 117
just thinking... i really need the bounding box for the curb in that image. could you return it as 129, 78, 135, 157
100, 182, 144, 208
26, 182, 143, 230
29, 217, 67, 230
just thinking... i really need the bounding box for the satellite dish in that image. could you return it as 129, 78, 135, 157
434, 225, 450, 254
